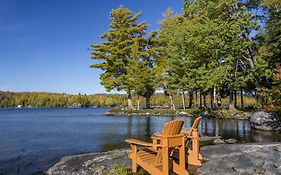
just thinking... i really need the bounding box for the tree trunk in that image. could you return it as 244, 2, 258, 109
256, 89, 263, 105
229, 90, 235, 110
213, 86, 217, 109
199, 90, 202, 108
146, 94, 151, 109
137, 96, 140, 110
181, 91, 186, 111
195, 90, 198, 106
234, 90, 237, 108
210, 89, 214, 109
169, 94, 176, 111
240, 88, 244, 108
203, 93, 207, 108
127, 92, 133, 110
189, 91, 193, 108
164, 85, 175, 111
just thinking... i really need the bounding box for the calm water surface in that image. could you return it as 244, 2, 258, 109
0, 108, 280, 175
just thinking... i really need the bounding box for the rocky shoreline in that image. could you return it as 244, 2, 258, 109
45, 136, 281, 175
198, 143, 281, 175
105, 109, 252, 120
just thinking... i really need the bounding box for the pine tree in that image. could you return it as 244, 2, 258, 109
257, 0, 281, 107
259, 0, 281, 67
90, 6, 148, 109
125, 41, 154, 109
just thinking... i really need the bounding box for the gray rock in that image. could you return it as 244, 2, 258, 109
225, 138, 238, 144
199, 136, 219, 146
45, 149, 131, 175
198, 143, 281, 175
46, 143, 281, 175
179, 111, 190, 115
213, 138, 226, 144
250, 111, 281, 131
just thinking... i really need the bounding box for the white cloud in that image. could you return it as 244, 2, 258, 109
0, 85, 13, 92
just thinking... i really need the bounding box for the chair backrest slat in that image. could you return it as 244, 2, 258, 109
156, 120, 184, 165
186, 116, 201, 137
162, 120, 184, 136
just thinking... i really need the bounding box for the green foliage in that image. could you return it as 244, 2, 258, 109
88, 2, 280, 111
96, 164, 129, 175
156, 0, 258, 111
109, 107, 181, 115
113, 164, 129, 175
259, 0, 281, 67
90, 6, 166, 108
262, 66, 281, 111
0, 91, 259, 110
0, 91, 126, 108
90, 5, 148, 94
254, 0, 281, 106
157, 9, 184, 95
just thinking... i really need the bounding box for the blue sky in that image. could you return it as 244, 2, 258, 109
0, 0, 183, 94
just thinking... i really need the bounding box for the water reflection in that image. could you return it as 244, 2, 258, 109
99, 115, 281, 153
198, 117, 280, 143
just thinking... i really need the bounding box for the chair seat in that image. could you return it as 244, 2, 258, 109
138, 149, 157, 163
137, 149, 174, 172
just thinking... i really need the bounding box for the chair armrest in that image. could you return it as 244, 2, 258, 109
162, 133, 185, 139
125, 139, 162, 147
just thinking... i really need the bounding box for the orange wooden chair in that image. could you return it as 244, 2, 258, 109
125, 120, 189, 175
152, 116, 203, 166
184, 116, 202, 166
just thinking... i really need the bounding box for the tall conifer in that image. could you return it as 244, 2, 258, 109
90, 6, 147, 109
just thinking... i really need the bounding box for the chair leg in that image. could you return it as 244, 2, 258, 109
172, 143, 189, 175
187, 134, 202, 166
180, 140, 189, 175
131, 145, 137, 173
172, 137, 190, 175
162, 147, 169, 175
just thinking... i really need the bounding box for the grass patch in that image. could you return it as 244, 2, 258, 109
108, 106, 257, 119
100, 164, 130, 175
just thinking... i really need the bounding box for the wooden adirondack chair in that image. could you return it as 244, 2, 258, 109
125, 120, 189, 175
184, 116, 202, 166
152, 116, 203, 166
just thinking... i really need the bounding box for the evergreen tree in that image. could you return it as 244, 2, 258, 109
259, 0, 281, 67
90, 6, 148, 109
256, 0, 281, 106
125, 41, 155, 108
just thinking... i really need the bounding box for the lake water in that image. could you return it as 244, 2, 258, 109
0, 108, 281, 175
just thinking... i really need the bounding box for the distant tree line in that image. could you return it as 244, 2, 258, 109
90, 0, 281, 112
0, 91, 259, 109
0, 91, 126, 108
